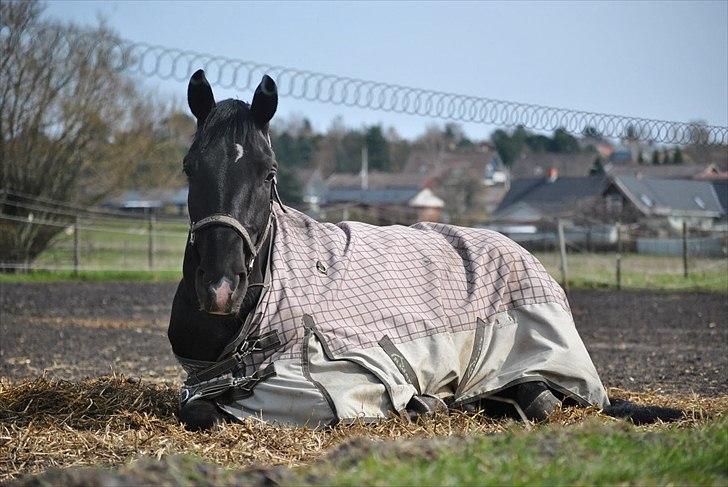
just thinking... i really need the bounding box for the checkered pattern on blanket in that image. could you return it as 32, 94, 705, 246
244, 207, 569, 370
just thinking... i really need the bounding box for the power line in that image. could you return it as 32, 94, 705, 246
1, 189, 187, 223
21, 24, 728, 146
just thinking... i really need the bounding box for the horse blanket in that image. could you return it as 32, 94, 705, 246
176, 205, 608, 427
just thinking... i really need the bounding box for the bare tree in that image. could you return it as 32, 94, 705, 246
0, 1, 184, 265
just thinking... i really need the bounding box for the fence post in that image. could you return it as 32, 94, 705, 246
557, 219, 568, 292
586, 224, 592, 253
682, 220, 688, 278
148, 211, 155, 270
73, 215, 80, 276
616, 223, 622, 290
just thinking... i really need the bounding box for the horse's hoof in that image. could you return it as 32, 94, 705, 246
179, 400, 226, 431
406, 394, 448, 420
515, 381, 562, 422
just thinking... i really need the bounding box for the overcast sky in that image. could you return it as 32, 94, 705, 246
45, 0, 728, 140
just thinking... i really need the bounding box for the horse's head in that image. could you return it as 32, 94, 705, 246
183, 70, 278, 315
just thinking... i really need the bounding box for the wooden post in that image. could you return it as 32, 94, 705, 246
73, 216, 80, 277
148, 211, 155, 270
616, 223, 622, 290
586, 224, 592, 253
682, 220, 688, 278
557, 219, 568, 292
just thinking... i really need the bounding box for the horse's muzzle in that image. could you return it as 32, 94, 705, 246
196, 272, 245, 315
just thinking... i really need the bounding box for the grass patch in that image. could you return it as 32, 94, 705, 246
0, 269, 181, 283
535, 252, 728, 293
304, 418, 728, 486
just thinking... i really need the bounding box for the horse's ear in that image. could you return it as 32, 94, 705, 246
250, 75, 278, 129
187, 69, 215, 125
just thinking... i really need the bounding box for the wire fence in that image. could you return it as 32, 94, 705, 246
14, 23, 728, 146
0, 191, 188, 273
499, 219, 728, 292
2, 197, 726, 292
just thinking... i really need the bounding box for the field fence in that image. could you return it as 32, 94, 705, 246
2, 199, 727, 290
1, 194, 188, 273
508, 219, 728, 291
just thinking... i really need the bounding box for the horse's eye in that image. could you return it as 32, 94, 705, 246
265, 171, 276, 182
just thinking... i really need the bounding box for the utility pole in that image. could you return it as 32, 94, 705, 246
616, 223, 622, 290
682, 221, 689, 278
73, 215, 80, 277
360, 145, 369, 191
148, 210, 155, 270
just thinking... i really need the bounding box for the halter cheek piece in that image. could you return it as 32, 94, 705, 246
188, 176, 286, 271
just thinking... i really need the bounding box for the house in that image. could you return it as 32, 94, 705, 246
711, 181, 728, 214
492, 169, 608, 224
605, 162, 726, 181
103, 188, 188, 216
487, 170, 612, 248
604, 176, 725, 232
306, 170, 444, 225
402, 145, 510, 220
509, 151, 598, 178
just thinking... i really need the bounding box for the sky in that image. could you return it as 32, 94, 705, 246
44, 0, 728, 140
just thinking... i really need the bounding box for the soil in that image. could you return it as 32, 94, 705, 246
1, 282, 726, 395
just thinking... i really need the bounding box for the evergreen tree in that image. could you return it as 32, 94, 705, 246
637, 151, 646, 165
583, 126, 601, 139
673, 147, 684, 164
491, 125, 528, 166
590, 156, 605, 175
365, 125, 390, 171
550, 128, 579, 153
651, 150, 661, 165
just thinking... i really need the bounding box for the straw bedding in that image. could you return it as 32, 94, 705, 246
1, 374, 726, 482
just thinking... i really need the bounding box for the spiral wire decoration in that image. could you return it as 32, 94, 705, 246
11, 24, 728, 145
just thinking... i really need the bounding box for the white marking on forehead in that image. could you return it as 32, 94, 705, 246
234, 143, 244, 162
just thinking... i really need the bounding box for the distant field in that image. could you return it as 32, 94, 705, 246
28, 218, 188, 273
3, 220, 727, 292
535, 252, 728, 293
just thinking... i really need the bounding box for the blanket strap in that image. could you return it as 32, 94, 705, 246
180, 331, 282, 407
378, 335, 422, 395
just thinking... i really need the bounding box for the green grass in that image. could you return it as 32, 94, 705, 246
292, 418, 728, 486
535, 252, 728, 293
0, 269, 181, 283
6, 222, 728, 292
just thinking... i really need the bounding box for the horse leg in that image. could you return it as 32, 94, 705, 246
511, 381, 562, 422
179, 399, 230, 431
481, 381, 562, 422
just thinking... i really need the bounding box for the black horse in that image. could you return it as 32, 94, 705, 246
168, 70, 682, 431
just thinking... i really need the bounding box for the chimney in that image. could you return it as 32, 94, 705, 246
547, 167, 558, 183
360, 145, 369, 190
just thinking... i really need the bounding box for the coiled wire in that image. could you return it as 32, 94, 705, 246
6, 24, 727, 145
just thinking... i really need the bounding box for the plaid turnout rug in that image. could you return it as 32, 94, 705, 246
178, 206, 608, 426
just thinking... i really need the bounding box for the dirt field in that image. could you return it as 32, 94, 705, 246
1, 282, 725, 395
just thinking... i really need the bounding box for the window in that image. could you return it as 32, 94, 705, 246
694, 196, 706, 209
639, 194, 653, 207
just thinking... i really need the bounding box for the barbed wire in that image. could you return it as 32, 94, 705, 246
6, 24, 728, 145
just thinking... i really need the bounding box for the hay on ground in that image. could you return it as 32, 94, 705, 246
1, 375, 726, 482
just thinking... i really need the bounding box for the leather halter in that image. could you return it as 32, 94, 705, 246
188, 176, 285, 270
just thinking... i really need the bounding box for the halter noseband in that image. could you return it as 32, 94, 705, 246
188, 176, 285, 271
